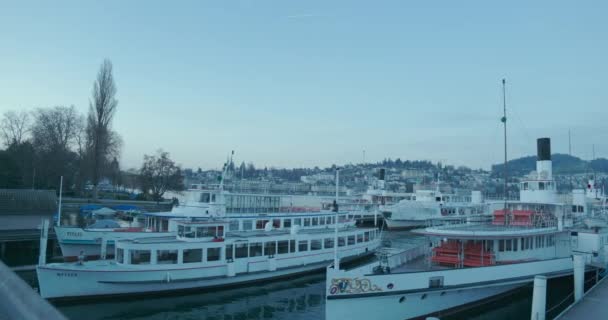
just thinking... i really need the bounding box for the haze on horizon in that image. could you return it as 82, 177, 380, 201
2, 1, 607, 171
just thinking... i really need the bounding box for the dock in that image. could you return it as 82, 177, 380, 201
556, 274, 608, 319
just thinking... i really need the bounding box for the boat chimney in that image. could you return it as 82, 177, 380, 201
536, 138, 552, 180
378, 168, 386, 190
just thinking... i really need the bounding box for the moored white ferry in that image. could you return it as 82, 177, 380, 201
55, 187, 355, 260
381, 189, 486, 229
325, 137, 607, 319
39, 219, 381, 300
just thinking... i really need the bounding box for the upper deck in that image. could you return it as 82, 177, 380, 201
415, 223, 561, 239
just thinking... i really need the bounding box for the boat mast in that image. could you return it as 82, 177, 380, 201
57, 176, 63, 227
334, 167, 340, 270
501, 79, 508, 221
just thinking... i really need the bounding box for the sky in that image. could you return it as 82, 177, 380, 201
1, 1, 607, 171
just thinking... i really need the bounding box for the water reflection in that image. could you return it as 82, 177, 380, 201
57, 274, 326, 320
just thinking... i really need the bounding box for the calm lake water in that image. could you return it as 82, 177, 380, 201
18, 231, 584, 320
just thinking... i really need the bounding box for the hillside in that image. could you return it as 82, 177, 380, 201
491, 154, 608, 177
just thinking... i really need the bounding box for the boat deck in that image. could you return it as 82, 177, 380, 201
416, 223, 560, 238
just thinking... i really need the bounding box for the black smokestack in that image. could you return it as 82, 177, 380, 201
378, 168, 386, 181
537, 138, 551, 161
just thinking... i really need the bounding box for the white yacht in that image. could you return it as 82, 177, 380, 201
38, 219, 381, 300
381, 189, 486, 229
325, 137, 605, 319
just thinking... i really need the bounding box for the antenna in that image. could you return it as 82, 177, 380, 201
569, 129, 573, 190
333, 167, 341, 270
57, 176, 63, 227
501, 79, 508, 222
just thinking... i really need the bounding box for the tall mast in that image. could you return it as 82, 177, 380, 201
501, 79, 508, 215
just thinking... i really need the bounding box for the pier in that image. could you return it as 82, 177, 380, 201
555, 274, 608, 319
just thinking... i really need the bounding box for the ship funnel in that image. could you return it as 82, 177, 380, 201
537, 138, 551, 161
536, 138, 552, 180
378, 168, 386, 181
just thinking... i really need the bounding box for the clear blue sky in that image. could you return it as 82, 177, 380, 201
1, 1, 607, 170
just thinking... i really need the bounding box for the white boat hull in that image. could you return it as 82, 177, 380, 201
326, 257, 574, 320
55, 227, 173, 260
39, 240, 380, 300
383, 219, 426, 229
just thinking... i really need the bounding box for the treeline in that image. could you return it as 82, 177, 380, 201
491, 153, 608, 177
0, 60, 120, 198
0, 60, 185, 201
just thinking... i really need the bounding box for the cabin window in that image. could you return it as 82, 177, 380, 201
294, 218, 302, 226
196, 226, 217, 238
513, 239, 518, 252
256, 220, 269, 230
243, 220, 253, 231
304, 218, 311, 227
211, 194, 216, 202
298, 240, 308, 252
539, 182, 545, 190
277, 241, 289, 254
429, 276, 444, 288
338, 237, 346, 247
319, 218, 325, 225
264, 242, 277, 256
326, 217, 332, 224
183, 249, 203, 263
130, 249, 148, 264
506, 239, 512, 251
578, 206, 584, 213
311, 240, 322, 251
116, 248, 124, 263
207, 248, 221, 261
312, 217, 319, 226
226, 245, 234, 260
499, 240, 505, 252
324, 238, 334, 249
157, 250, 178, 264
572, 205, 578, 213
485, 240, 493, 251
521, 237, 525, 251
289, 240, 296, 253
330, 216, 335, 225
200, 193, 211, 203
229, 220, 239, 231
283, 219, 292, 228
523, 182, 528, 190
273, 219, 281, 228
348, 236, 355, 246
357, 234, 363, 243
235, 243, 248, 258
364, 232, 370, 242
249, 243, 263, 257
178, 225, 185, 237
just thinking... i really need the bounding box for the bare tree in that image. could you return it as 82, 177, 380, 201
0, 111, 30, 147
31, 106, 83, 152
30, 105, 84, 189
88, 59, 119, 200
139, 150, 185, 201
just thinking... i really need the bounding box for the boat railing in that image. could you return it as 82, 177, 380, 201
375, 244, 429, 272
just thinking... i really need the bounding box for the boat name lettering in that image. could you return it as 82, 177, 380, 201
330, 277, 382, 295
66, 232, 83, 237
56, 272, 77, 277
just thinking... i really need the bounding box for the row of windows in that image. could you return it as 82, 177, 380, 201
231, 216, 341, 231
227, 231, 376, 259
118, 230, 377, 265
497, 235, 556, 252
522, 181, 554, 191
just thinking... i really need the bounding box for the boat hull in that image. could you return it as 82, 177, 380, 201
37, 251, 374, 301
55, 227, 174, 260
383, 219, 426, 230
326, 257, 575, 320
